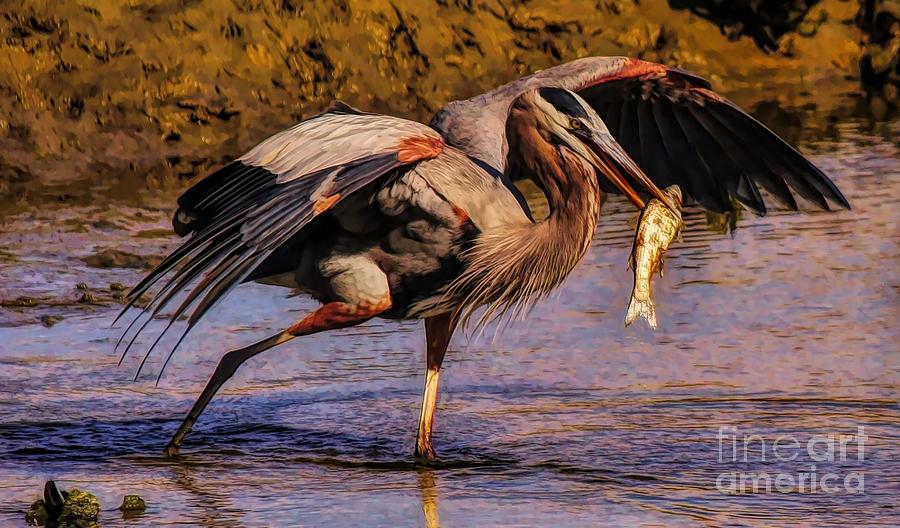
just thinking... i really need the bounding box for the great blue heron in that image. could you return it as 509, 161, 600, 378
119, 86, 669, 459
119, 57, 848, 460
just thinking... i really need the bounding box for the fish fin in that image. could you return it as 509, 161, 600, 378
624, 295, 657, 329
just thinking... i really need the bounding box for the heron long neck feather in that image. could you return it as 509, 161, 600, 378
449, 113, 602, 330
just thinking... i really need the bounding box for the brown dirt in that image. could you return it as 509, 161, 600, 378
0, 0, 871, 206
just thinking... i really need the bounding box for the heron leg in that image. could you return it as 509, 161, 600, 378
163, 297, 391, 457
415, 312, 457, 461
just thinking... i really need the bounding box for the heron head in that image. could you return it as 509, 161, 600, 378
524, 86, 677, 212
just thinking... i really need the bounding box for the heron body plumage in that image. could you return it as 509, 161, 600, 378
132, 92, 619, 353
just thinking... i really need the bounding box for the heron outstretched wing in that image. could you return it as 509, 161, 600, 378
432, 56, 850, 214
117, 105, 445, 370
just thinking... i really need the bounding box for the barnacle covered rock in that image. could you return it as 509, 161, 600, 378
119, 494, 147, 516
25, 482, 101, 527
58, 488, 101, 525
25, 499, 49, 525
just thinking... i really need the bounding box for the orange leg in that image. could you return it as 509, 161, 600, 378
415, 312, 457, 461
164, 297, 390, 457
286, 298, 391, 335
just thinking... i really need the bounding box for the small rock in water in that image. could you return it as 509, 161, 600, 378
75, 282, 89, 290
119, 494, 147, 518
25, 499, 49, 525
40, 315, 64, 327
59, 488, 101, 524
109, 282, 127, 291
77, 292, 98, 304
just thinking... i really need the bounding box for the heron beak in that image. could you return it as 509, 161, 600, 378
581, 132, 678, 212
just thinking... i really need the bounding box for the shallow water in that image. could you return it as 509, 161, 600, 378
1, 116, 898, 526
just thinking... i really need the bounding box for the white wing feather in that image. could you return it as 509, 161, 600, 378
239, 113, 443, 184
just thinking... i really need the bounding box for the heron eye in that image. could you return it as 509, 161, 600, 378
569, 118, 581, 129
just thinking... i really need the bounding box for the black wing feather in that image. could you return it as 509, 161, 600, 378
704, 105, 829, 210
670, 104, 750, 212
685, 104, 798, 211
617, 98, 643, 170
616, 98, 654, 196
173, 162, 273, 236
119, 153, 404, 380
593, 103, 621, 194
601, 98, 621, 139
636, 99, 677, 190
578, 72, 850, 213
651, 99, 729, 212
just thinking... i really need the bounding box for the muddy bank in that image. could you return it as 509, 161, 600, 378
0, 0, 875, 205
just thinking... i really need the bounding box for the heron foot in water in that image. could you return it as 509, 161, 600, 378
415, 444, 438, 463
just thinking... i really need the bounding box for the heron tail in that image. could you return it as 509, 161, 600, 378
624, 296, 657, 329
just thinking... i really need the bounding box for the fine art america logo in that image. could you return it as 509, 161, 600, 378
716, 426, 867, 494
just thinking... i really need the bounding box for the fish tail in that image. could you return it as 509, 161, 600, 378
624, 296, 657, 330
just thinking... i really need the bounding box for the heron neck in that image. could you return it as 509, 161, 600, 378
446, 119, 602, 329
506, 116, 603, 227
517, 146, 603, 289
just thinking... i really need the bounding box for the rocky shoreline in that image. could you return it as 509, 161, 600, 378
0, 0, 894, 205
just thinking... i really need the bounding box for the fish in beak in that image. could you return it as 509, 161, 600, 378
576, 130, 679, 213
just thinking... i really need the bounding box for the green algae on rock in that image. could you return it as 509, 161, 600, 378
58, 488, 101, 526
26, 483, 100, 527
25, 481, 148, 526
25, 499, 49, 525
119, 494, 148, 519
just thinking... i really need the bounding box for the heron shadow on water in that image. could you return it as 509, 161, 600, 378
111, 56, 848, 462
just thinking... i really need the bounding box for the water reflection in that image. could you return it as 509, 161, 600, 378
168, 464, 244, 528
417, 469, 441, 528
